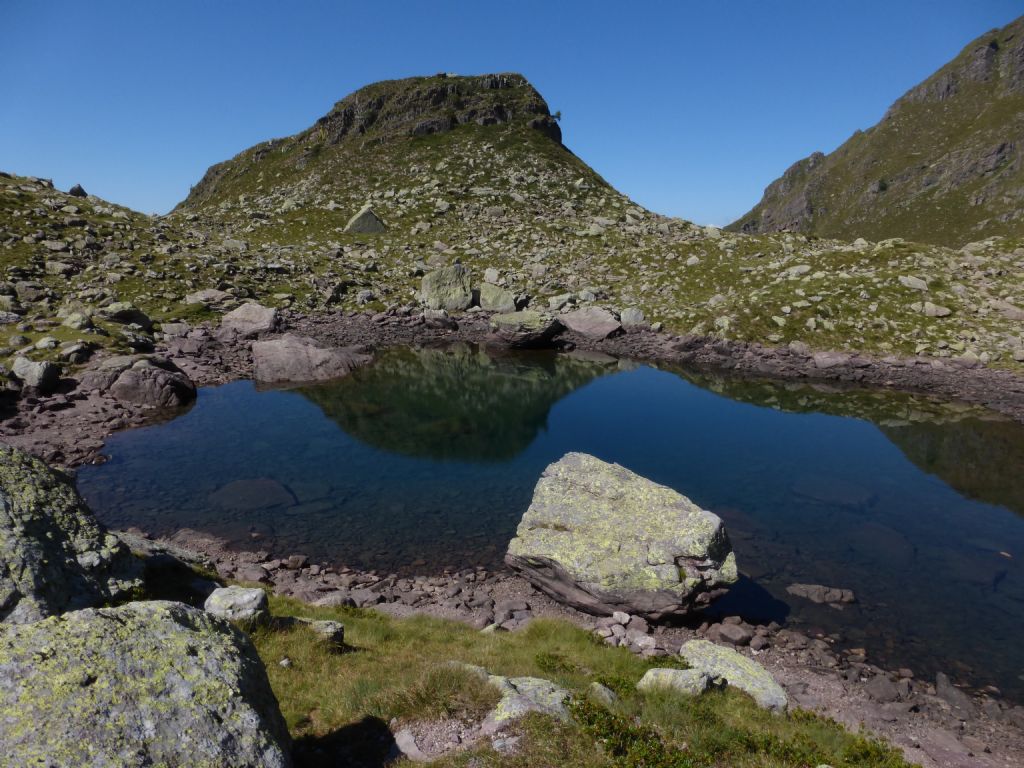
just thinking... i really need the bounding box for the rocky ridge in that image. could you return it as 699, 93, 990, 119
730, 15, 1024, 246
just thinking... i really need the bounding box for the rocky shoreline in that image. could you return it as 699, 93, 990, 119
4, 306, 1024, 469
4, 306, 1024, 766
131, 523, 1024, 768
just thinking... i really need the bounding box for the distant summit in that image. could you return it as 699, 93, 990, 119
729, 15, 1024, 246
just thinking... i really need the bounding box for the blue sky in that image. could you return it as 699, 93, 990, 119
2, 1, 1020, 223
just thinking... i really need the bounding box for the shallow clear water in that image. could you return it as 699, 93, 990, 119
77, 344, 1024, 698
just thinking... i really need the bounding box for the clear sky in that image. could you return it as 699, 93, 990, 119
2, 1, 1020, 224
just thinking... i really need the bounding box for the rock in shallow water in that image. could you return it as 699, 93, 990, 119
505, 452, 737, 620
0, 444, 142, 624
0, 600, 292, 768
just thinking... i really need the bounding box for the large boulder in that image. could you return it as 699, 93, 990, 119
560, 307, 622, 340
109, 356, 197, 407
79, 354, 196, 408
679, 639, 788, 712
11, 356, 60, 394
489, 311, 563, 348
0, 444, 142, 624
479, 282, 517, 313
506, 452, 737, 620
0, 600, 292, 767
218, 301, 279, 339
420, 264, 473, 311
344, 204, 386, 233
252, 333, 371, 383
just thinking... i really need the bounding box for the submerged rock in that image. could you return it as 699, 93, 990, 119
0, 600, 292, 767
252, 333, 371, 383
679, 639, 788, 712
506, 452, 737, 620
420, 264, 473, 311
0, 444, 142, 624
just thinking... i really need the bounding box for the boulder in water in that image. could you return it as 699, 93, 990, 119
252, 333, 371, 383
506, 452, 737, 620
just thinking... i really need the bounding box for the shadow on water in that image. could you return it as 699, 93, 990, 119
295, 343, 614, 462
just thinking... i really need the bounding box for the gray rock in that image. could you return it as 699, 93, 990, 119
588, 681, 620, 706
506, 452, 737, 620
185, 288, 231, 305
479, 282, 517, 313
899, 275, 929, 291
218, 302, 278, 339
297, 618, 345, 647
344, 204, 386, 233
786, 583, 855, 605
420, 264, 473, 311
481, 674, 570, 734
0, 601, 292, 767
620, 307, 646, 328
637, 668, 712, 695
0, 444, 142, 624
865, 675, 900, 703
560, 307, 622, 340
252, 334, 371, 383
11, 356, 59, 393
100, 302, 153, 331
108, 356, 196, 408
204, 586, 269, 624
680, 639, 788, 712
489, 311, 563, 347
936, 672, 975, 717
68, 183, 87, 197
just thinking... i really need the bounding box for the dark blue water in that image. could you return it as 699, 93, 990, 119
77, 345, 1024, 698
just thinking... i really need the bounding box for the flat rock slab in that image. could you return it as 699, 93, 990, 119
680, 639, 788, 712
218, 302, 279, 339
560, 307, 622, 339
0, 601, 292, 768
252, 334, 371, 383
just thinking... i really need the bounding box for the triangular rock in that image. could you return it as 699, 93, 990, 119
344, 204, 386, 234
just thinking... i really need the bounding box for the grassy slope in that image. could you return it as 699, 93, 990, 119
729, 17, 1024, 246
256, 594, 911, 768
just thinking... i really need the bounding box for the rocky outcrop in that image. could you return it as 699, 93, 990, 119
79, 354, 196, 408
0, 600, 292, 767
420, 264, 473, 312
679, 639, 788, 712
252, 333, 371, 383
0, 444, 142, 624
506, 452, 737, 620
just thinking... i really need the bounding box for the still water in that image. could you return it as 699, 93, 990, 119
77, 344, 1024, 698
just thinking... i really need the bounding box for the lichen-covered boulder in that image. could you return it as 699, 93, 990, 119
0, 444, 142, 624
420, 264, 473, 312
482, 674, 570, 735
679, 639, 788, 712
506, 452, 737, 620
0, 600, 293, 767
479, 282, 517, 313
204, 585, 269, 624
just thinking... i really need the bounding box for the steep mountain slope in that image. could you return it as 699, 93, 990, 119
729, 15, 1024, 246
2, 73, 1023, 386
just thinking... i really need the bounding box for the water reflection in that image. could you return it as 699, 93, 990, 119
297, 344, 614, 461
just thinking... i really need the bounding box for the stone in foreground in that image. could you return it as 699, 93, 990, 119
252, 333, 371, 383
679, 639, 788, 712
420, 264, 473, 311
0, 444, 142, 624
344, 204, 387, 233
204, 585, 270, 624
637, 668, 712, 695
0, 601, 292, 768
482, 674, 571, 735
506, 452, 737, 620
